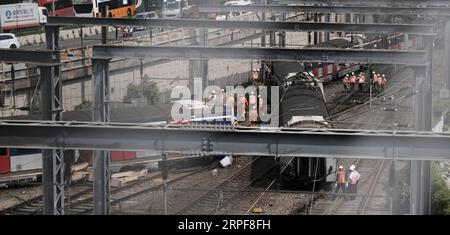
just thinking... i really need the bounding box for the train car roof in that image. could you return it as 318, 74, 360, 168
307, 37, 354, 48
271, 61, 306, 80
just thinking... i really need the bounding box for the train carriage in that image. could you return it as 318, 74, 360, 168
272, 61, 336, 185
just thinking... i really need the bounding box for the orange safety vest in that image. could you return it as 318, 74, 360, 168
359, 75, 365, 84
349, 75, 357, 84
337, 171, 346, 184
240, 97, 247, 112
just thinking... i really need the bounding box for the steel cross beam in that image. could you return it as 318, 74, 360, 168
0, 121, 450, 161
0, 49, 60, 65
47, 17, 437, 36
278, 0, 450, 6
198, 4, 450, 16
92, 45, 429, 66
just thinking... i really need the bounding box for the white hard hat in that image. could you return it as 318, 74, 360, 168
211, 90, 216, 94
253, 68, 257, 72
372, 71, 376, 74
251, 91, 254, 95
338, 165, 344, 169
349, 165, 356, 171
382, 74, 386, 77
256, 69, 260, 72
352, 72, 355, 75
221, 89, 225, 92
346, 74, 349, 77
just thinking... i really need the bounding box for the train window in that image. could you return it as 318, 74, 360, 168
0, 148, 6, 156
10, 148, 41, 156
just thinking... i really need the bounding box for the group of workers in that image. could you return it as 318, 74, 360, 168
334, 164, 361, 201
209, 89, 264, 127
342, 71, 387, 94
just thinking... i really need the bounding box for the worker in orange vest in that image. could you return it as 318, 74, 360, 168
238, 94, 248, 125
249, 105, 258, 127
343, 74, 350, 93
333, 165, 346, 200
349, 72, 357, 93
358, 72, 366, 95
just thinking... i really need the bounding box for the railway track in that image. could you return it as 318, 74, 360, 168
0, 165, 210, 215
0, 184, 92, 215
174, 156, 276, 215
306, 159, 385, 215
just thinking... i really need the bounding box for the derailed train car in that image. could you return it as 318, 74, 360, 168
272, 61, 336, 185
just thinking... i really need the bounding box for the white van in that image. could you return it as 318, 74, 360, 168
216, 0, 254, 20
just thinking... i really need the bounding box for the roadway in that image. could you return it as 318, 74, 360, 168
23, 27, 155, 50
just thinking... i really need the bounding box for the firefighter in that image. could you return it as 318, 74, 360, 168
343, 74, 350, 92
349, 72, 357, 93
358, 72, 366, 94
347, 165, 361, 200
333, 165, 346, 200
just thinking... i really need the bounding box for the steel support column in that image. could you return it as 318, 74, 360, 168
41, 25, 64, 215
92, 59, 111, 215
199, 13, 208, 89
411, 50, 432, 214
445, 18, 450, 89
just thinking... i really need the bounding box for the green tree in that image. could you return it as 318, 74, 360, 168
124, 79, 160, 105
74, 100, 93, 111
431, 163, 450, 215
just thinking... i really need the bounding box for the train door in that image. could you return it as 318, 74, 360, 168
0, 148, 10, 174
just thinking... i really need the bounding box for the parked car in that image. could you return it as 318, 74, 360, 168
216, 0, 254, 20
134, 11, 159, 31
0, 33, 20, 49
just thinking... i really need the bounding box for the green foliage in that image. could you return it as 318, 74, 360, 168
124, 79, 160, 105
431, 163, 450, 215
74, 100, 93, 111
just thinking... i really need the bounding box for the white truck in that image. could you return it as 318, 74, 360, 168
162, 0, 192, 19
0, 3, 48, 32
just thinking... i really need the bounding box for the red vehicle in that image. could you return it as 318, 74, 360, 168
37, 0, 75, 16
0, 147, 136, 175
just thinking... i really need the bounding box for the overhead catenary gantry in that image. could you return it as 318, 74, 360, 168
198, 4, 450, 16
92, 45, 429, 66
46, 17, 437, 36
